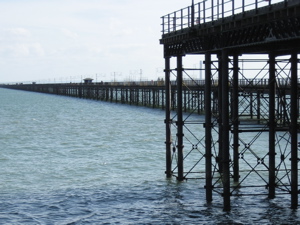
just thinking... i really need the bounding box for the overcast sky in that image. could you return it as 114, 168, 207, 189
0, 0, 195, 83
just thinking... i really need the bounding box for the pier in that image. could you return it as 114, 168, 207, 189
2, 76, 298, 119
1, 0, 300, 212
161, 0, 300, 211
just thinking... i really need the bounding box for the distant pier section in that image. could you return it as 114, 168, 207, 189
1, 76, 298, 121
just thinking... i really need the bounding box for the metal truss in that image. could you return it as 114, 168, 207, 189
164, 53, 299, 211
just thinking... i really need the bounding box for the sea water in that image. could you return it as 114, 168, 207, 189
0, 88, 299, 224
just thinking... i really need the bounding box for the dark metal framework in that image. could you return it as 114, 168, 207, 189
1, 82, 166, 109
161, 0, 300, 211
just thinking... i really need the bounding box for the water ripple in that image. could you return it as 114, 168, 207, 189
1, 89, 300, 224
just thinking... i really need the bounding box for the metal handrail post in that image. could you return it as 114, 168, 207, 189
203, 1, 206, 23
211, 0, 214, 21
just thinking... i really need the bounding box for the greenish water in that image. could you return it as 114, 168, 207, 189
0, 88, 299, 224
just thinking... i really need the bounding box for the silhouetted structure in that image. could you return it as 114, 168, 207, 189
160, 0, 300, 211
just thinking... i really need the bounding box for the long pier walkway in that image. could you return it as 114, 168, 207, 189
1, 76, 298, 120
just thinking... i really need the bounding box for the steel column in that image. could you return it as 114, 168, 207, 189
257, 90, 261, 124
136, 88, 139, 105
221, 49, 230, 211
115, 87, 118, 103
268, 52, 276, 199
154, 90, 156, 107
177, 55, 184, 181
205, 52, 213, 202
290, 52, 298, 209
165, 57, 172, 178
218, 53, 223, 173
110, 88, 113, 102
232, 54, 240, 182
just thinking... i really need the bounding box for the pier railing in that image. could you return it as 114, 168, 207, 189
161, 0, 286, 35
3, 78, 299, 88
180, 78, 296, 88
85, 78, 297, 88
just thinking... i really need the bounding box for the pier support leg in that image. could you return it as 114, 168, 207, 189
232, 54, 240, 182
290, 52, 298, 209
218, 53, 223, 173
205, 52, 213, 202
257, 91, 261, 124
221, 49, 230, 211
268, 52, 276, 199
110, 88, 113, 102
79, 87, 82, 98
165, 57, 172, 178
177, 55, 184, 181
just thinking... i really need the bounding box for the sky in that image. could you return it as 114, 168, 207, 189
0, 0, 194, 83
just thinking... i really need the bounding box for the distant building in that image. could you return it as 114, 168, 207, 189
83, 78, 93, 84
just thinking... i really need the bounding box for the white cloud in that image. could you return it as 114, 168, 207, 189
0, 42, 45, 58
60, 28, 79, 40
0, 27, 44, 58
5, 28, 31, 39
29, 43, 45, 57
0, 0, 191, 83
0, 28, 32, 43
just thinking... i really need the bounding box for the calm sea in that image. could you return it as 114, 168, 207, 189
0, 88, 299, 224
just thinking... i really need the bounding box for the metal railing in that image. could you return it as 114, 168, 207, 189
178, 78, 299, 87
161, 0, 287, 35
3, 78, 299, 88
